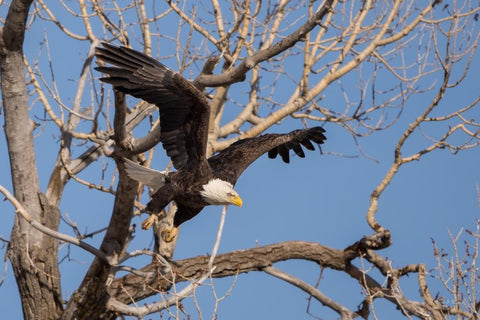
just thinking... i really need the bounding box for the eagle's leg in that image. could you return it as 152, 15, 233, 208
143, 185, 175, 230
141, 214, 157, 230
161, 226, 178, 242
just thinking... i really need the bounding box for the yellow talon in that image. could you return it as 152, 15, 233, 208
161, 226, 178, 242
141, 215, 157, 230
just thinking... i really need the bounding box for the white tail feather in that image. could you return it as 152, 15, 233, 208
123, 158, 166, 191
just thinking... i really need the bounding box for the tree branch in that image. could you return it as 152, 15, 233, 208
264, 266, 359, 320
193, 0, 334, 87
109, 241, 350, 303
0, 184, 109, 262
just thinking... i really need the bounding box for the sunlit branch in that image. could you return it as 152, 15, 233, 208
0, 184, 108, 262
194, 0, 335, 87
106, 271, 212, 317
366, 51, 452, 232
36, 0, 89, 40
264, 266, 358, 320
24, 58, 96, 140
207, 205, 228, 272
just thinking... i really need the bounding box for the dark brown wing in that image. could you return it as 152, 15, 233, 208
208, 126, 326, 185
95, 43, 210, 170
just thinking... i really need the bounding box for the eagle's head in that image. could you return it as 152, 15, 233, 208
200, 179, 243, 207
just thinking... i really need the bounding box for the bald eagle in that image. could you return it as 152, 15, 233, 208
95, 43, 326, 241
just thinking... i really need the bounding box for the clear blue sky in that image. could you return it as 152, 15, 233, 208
1, 2, 479, 319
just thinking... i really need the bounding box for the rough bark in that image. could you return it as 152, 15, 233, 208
60, 93, 139, 320
1, 0, 476, 318
108, 241, 348, 304
59, 166, 138, 319
0, 0, 63, 318
103, 235, 434, 320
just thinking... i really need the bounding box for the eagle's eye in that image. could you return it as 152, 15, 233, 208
227, 192, 236, 197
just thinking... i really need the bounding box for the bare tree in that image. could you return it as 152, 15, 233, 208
0, 0, 479, 319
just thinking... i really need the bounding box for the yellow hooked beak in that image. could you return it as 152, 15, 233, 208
230, 194, 243, 207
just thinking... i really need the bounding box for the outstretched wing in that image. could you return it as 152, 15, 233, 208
208, 127, 326, 185
95, 43, 210, 170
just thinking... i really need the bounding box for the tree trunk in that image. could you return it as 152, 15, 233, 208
1, 0, 63, 318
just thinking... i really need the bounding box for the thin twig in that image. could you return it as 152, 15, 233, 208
0, 184, 108, 262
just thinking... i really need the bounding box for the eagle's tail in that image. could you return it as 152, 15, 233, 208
123, 159, 166, 192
